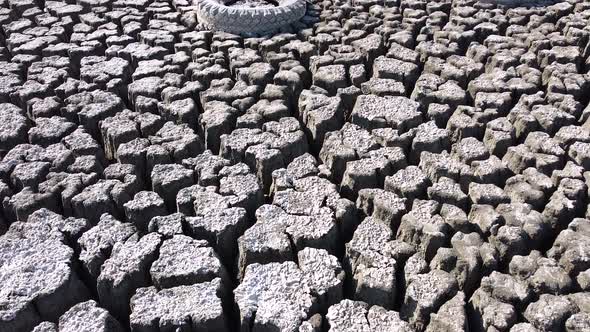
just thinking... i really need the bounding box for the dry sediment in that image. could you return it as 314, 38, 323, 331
1, 0, 590, 331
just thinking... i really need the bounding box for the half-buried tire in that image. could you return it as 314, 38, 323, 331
195, 0, 307, 35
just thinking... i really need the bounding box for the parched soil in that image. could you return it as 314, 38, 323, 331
0, 0, 589, 331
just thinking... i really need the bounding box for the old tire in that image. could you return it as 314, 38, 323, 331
195, 0, 307, 35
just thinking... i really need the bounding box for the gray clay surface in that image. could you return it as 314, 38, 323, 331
0, 0, 589, 331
